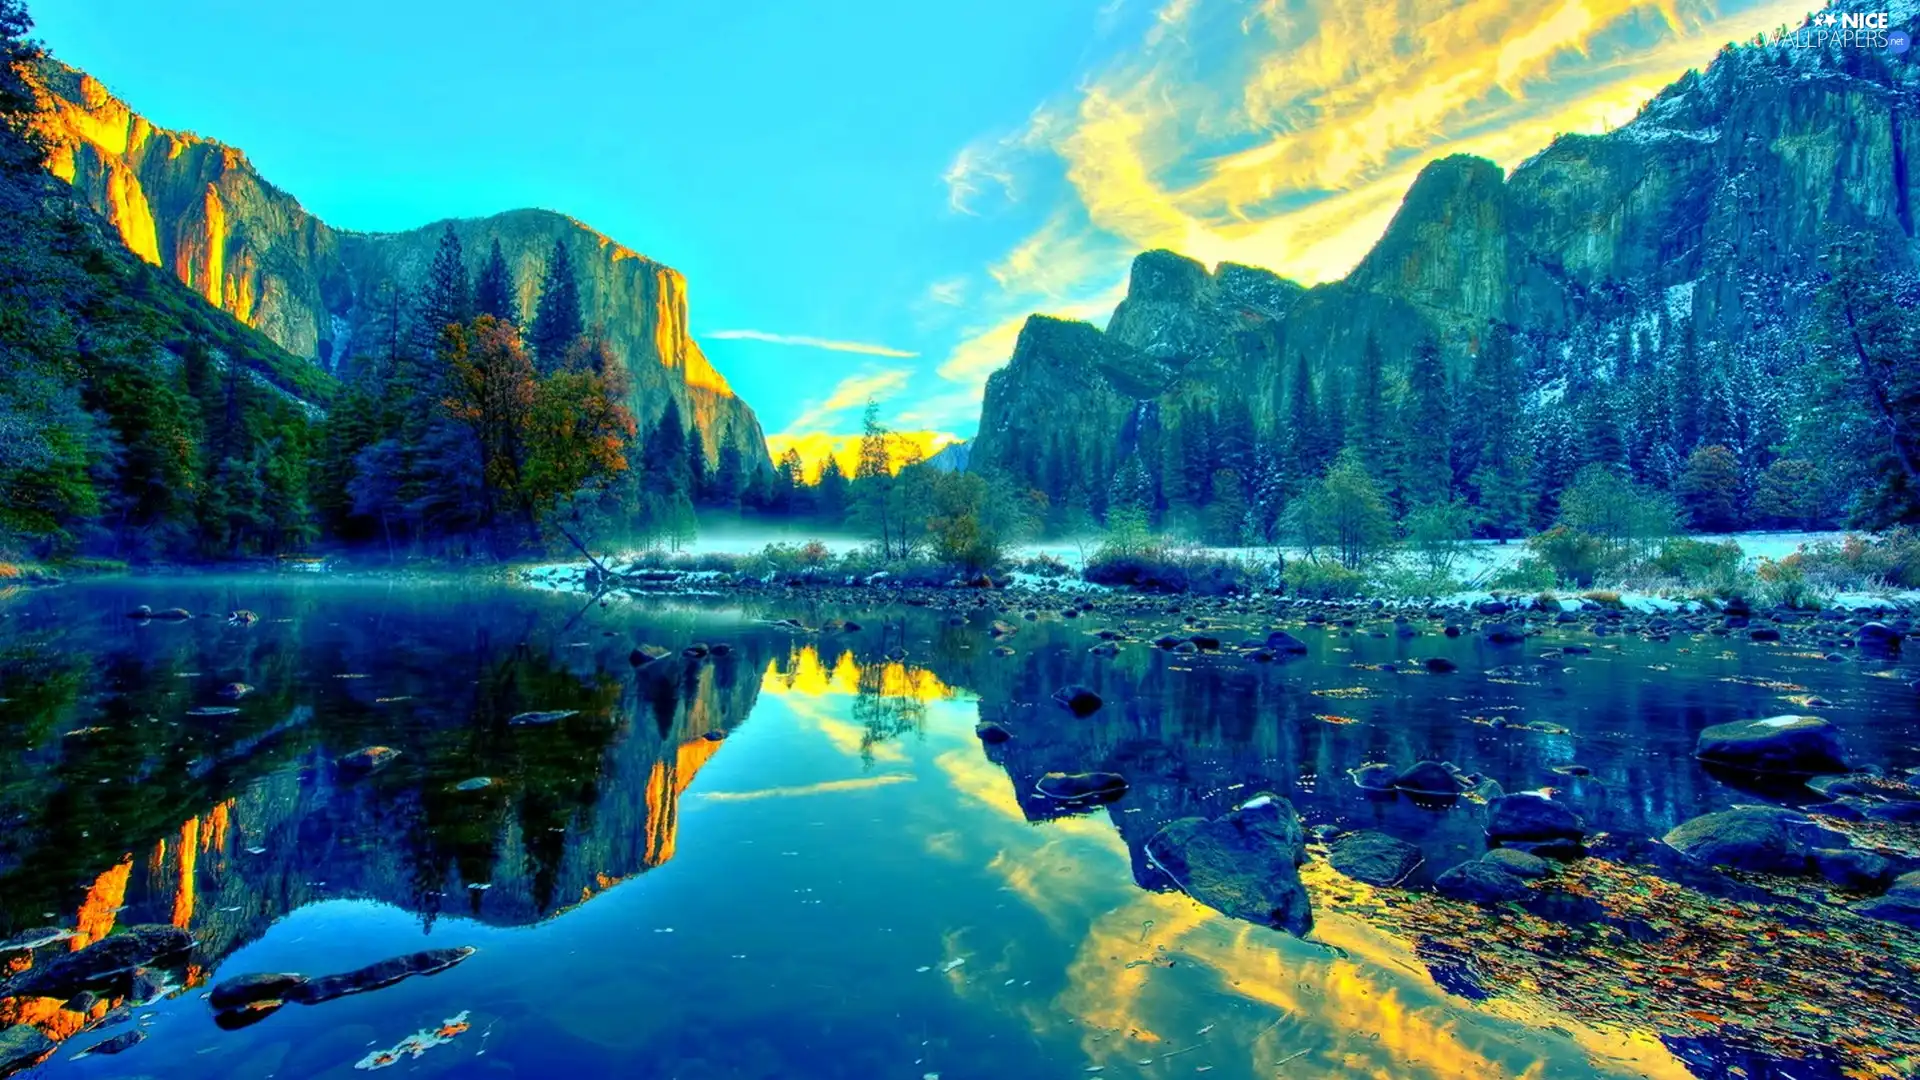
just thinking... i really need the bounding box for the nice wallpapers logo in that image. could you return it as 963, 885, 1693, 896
1772, 12, 1910, 53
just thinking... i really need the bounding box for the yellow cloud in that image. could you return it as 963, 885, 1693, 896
778, 368, 917, 436
765, 429, 964, 482
703, 329, 918, 358
930, 0, 1817, 422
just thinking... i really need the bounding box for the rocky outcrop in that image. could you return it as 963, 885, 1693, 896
33, 62, 769, 471
970, 20, 1919, 501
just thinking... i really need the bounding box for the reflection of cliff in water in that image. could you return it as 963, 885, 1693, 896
0, 587, 769, 1048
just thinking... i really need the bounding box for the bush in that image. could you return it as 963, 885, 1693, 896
1755, 555, 1820, 610
1646, 537, 1744, 589
1286, 558, 1367, 600
1488, 556, 1557, 592
1013, 553, 1072, 578
1526, 526, 1610, 587
1083, 549, 1261, 595
1791, 529, 1920, 589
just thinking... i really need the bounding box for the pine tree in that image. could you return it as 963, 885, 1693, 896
642, 399, 689, 500
413, 224, 471, 361
1400, 335, 1451, 508
473, 238, 518, 324
1678, 444, 1741, 531
529, 237, 584, 371
686, 426, 709, 504
816, 454, 851, 523
1284, 350, 1320, 485
1348, 331, 1389, 474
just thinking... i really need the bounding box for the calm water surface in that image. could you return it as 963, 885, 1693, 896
0, 578, 1915, 1079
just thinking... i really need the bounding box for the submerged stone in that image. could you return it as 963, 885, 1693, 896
1051, 685, 1103, 717
1146, 795, 1311, 934
337, 746, 400, 773
1486, 794, 1584, 845
0, 925, 191, 1001
285, 947, 476, 1006
0, 1025, 54, 1075
1663, 808, 1809, 875
1328, 830, 1423, 886
1482, 847, 1552, 878
1435, 859, 1532, 904
508, 710, 578, 726
1393, 760, 1468, 797
1034, 771, 1127, 803
1853, 872, 1920, 927
209, 972, 309, 1012
1695, 715, 1848, 776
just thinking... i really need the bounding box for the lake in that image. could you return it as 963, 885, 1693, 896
1, 577, 1916, 1079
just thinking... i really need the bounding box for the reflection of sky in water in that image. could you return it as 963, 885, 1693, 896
7, 582, 1909, 1078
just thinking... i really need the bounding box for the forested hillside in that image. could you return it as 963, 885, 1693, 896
972, 12, 1920, 548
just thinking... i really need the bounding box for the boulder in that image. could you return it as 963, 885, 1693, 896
1483, 622, 1526, 644
1749, 627, 1782, 642
1034, 771, 1127, 803
151, 607, 193, 620
1393, 760, 1468, 797
1855, 621, 1902, 658
1349, 762, 1399, 792
74, 1029, 143, 1057
209, 972, 310, 1012
0, 925, 191, 1001
1663, 809, 1809, 875
1051, 685, 1104, 718
1423, 657, 1458, 673
1328, 831, 1423, 886
1812, 848, 1894, 891
1482, 847, 1552, 879
285, 947, 476, 1006
1694, 715, 1848, 775
1264, 630, 1309, 655
1853, 872, 1920, 927
974, 721, 1012, 745
125, 605, 152, 619
1435, 859, 1532, 904
337, 746, 400, 773
1145, 795, 1312, 934
1486, 794, 1584, 845
0, 1025, 54, 1075
628, 645, 671, 666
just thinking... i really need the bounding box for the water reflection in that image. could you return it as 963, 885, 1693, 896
0, 582, 1913, 1078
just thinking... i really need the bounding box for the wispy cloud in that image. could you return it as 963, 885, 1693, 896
779, 368, 916, 436
704, 329, 919, 358
916, 0, 1807, 435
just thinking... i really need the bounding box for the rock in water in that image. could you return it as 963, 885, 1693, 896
1663, 808, 1810, 875
1265, 630, 1309, 655
629, 645, 671, 666
1393, 760, 1467, 797
285, 947, 476, 1006
125, 605, 151, 620
974, 721, 1012, 745
1435, 859, 1533, 904
0, 1025, 54, 1074
209, 972, 310, 1012
1328, 831, 1423, 886
1855, 621, 1901, 658
1145, 795, 1312, 934
1694, 715, 1848, 775
1349, 762, 1399, 792
1051, 685, 1103, 717
0, 925, 192, 1001
1482, 622, 1525, 644
1813, 848, 1893, 891
1423, 656, 1458, 673
1485, 794, 1584, 846
508, 710, 577, 725
337, 746, 400, 773
1482, 847, 1552, 878
217, 682, 253, 700
75, 1029, 144, 1057
151, 608, 192, 620
1854, 872, 1920, 928
1034, 772, 1127, 803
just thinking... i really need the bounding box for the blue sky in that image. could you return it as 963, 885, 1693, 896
34, 0, 1814, 458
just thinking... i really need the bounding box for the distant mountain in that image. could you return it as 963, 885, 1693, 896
971, 13, 1919, 529
924, 439, 971, 472
32, 62, 771, 472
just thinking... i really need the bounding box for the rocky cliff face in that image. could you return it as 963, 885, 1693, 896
33, 62, 769, 470
972, 19, 1918, 503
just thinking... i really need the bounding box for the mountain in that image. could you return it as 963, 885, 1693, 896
924, 439, 971, 472
971, 15, 1919, 530
31, 62, 770, 473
